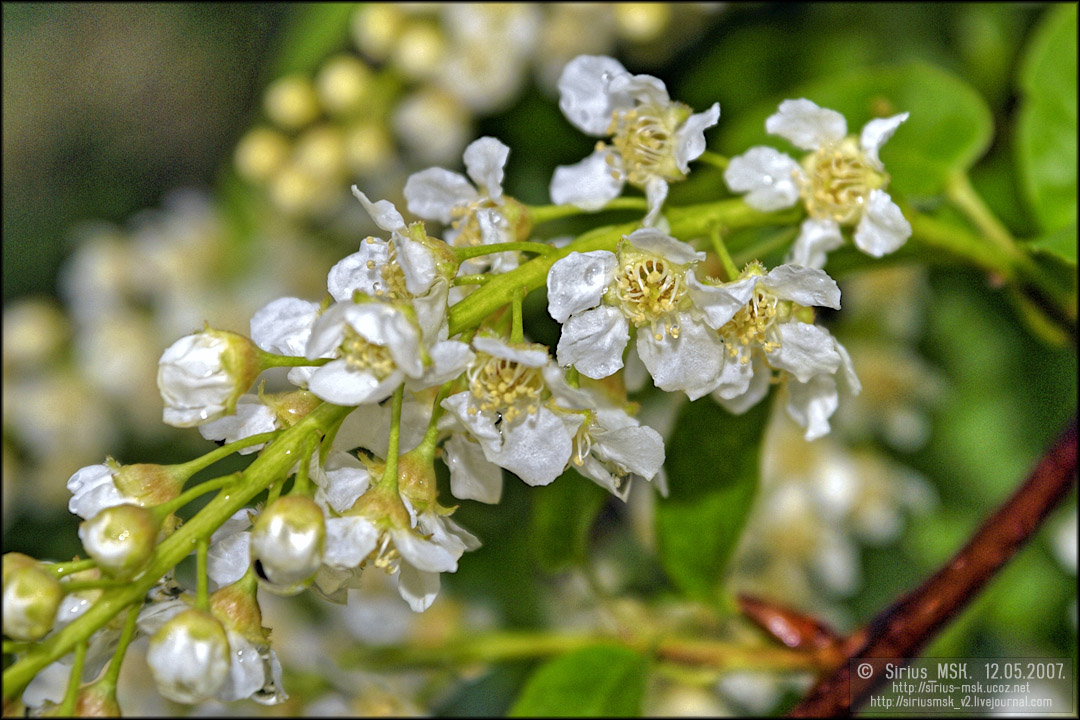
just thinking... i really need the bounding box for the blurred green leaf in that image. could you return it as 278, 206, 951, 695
720, 61, 994, 197
508, 645, 649, 717
1028, 223, 1078, 265
654, 398, 768, 604
265, 3, 356, 80
1016, 4, 1078, 235
529, 469, 608, 573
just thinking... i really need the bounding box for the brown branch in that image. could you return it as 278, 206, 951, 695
789, 415, 1078, 717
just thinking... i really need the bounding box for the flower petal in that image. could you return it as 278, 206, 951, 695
763, 265, 841, 309
403, 168, 476, 223
444, 434, 504, 504
351, 188, 406, 232
392, 528, 459, 573
765, 98, 847, 151
769, 323, 841, 382
786, 373, 839, 441
787, 218, 844, 269
473, 335, 549, 367
853, 190, 911, 257
207, 530, 251, 588
686, 273, 759, 330
593, 425, 665, 480
463, 136, 510, 200
713, 354, 772, 414
642, 176, 669, 227
724, 146, 802, 212
198, 396, 278, 454
490, 408, 577, 486
396, 564, 440, 613
550, 149, 624, 210
319, 452, 371, 514
557, 55, 630, 135
859, 112, 909, 169
394, 235, 438, 296
625, 228, 705, 265
323, 517, 379, 568
251, 297, 321, 355
556, 305, 630, 379
441, 391, 502, 454
308, 360, 404, 406
674, 102, 720, 171
546, 250, 617, 323
636, 314, 725, 400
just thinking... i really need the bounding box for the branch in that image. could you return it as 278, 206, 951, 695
789, 415, 1078, 717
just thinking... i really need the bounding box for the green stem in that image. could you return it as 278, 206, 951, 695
172, 432, 281, 480
709, 224, 740, 280
452, 274, 491, 286
453, 241, 553, 261
195, 538, 209, 611
2, 402, 353, 701
2, 641, 30, 654
48, 559, 97, 578
945, 171, 1017, 253
54, 641, 87, 717
511, 288, 525, 344
256, 349, 332, 369
698, 150, 730, 170
415, 384, 455, 462
59, 580, 127, 593
153, 474, 239, 520
380, 385, 405, 492
102, 605, 139, 688
527, 197, 650, 225
292, 436, 317, 496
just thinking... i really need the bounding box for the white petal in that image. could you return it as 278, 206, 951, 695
642, 176, 669, 227
763, 265, 841, 309
853, 190, 911, 257
473, 335, 548, 367
550, 149, 624, 210
723, 146, 802, 212
636, 315, 725, 400
344, 303, 423, 378
327, 243, 391, 302
674, 103, 720, 171
686, 273, 759, 330
207, 531, 251, 588
606, 70, 670, 108
217, 631, 264, 702
308, 361, 403, 406
711, 352, 755, 401
323, 517, 379, 568
593, 425, 665, 480
412, 278, 451, 344
320, 452, 371, 514
351, 188, 406, 232
412, 340, 473, 389
441, 392, 502, 455
403, 168, 476, 223
305, 302, 349, 360
333, 391, 431, 456
67, 464, 124, 520
475, 207, 514, 247
787, 218, 844, 269
541, 364, 600, 410
625, 228, 705, 265
396, 564, 440, 613
765, 98, 847, 151
463, 136, 510, 200
444, 434, 503, 504
393, 235, 438, 296
211, 509, 253, 545
556, 305, 630, 379
859, 112, 909, 169
769, 323, 841, 383
786, 374, 839, 441
250, 297, 320, 355
833, 338, 861, 397
714, 354, 772, 415
577, 456, 629, 501
557, 55, 629, 135
198, 396, 277, 453
392, 528, 459, 573
491, 408, 577, 486
546, 250, 617, 323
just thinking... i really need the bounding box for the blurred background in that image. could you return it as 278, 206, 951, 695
3, 3, 1076, 716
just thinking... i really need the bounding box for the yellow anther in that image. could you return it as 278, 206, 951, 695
800, 137, 886, 224
614, 253, 686, 337
466, 351, 545, 423
341, 328, 397, 379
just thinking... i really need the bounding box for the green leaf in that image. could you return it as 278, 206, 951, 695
529, 469, 609, 573
264, 3, 356, 80
508, 645, 649, 717
654, 398, 768, 604
719, 61, 994, 197
1016, 4, 1079, 235
1028, 223, 1078, 266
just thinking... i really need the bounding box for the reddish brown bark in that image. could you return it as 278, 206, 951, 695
789, 416, 1078, 717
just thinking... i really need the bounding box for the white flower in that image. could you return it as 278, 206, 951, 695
551, 55, 720, 226
146, 608, 232, 704
547, 228, 728, 400
198, 394, 278, 452
404, 136, 522, 276
440, 336, 580, 487
543, 367, 665, 501
66, 462, 128, 520
249, 296, 324, 388
157, 329, 259, 428
303, 299, 472, 406
724, 98, 911, 267
687, 261, 859, 440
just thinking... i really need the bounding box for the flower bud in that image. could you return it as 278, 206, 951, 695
78, 504, 159, 577
73, 677, 122, 717
209, 571, 267, 645
147, 609, 231, 704
157, 328, 262, 428
250, 495, 325, 595
2, 554, 63, 641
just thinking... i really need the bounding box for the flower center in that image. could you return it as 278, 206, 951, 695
614, 252, 686, 340
449, 198, 498, 248
341, 328, 397, 379
720, 286, 781, 363
466, 352, 545, 424
800, 138, 884, 224
606, 102, 688, 186
363, 236, 409, 300
369, 531, 401, 575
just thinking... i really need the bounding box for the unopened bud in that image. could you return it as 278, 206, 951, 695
73, 677, 122, 717
2, 554, 63, 641
157, 328, 262, 428
209, 571, 267, 645
250, 495, 325, 595
147, 609, 231, 704
78, 504, 159, 577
